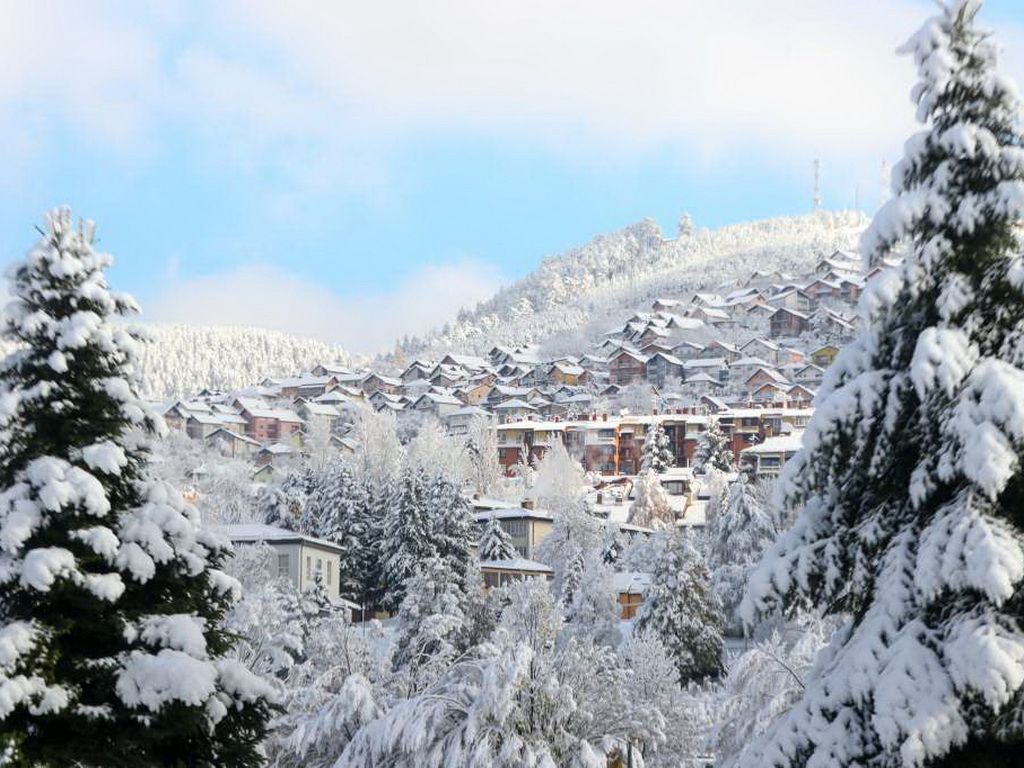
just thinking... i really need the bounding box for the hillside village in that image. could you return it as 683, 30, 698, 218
151, 247, 900, 626
158, 249, 890, 484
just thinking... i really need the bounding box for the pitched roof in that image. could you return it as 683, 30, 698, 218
493, 398, 537, 410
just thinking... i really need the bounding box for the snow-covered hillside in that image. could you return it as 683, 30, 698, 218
402, 210, 868, 359
0, 322, 352, 399
133, 324, 352, 398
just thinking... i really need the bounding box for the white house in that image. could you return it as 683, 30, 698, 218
213, 523, 348, 602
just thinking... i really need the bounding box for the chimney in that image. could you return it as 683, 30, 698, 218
603, 413, 608, 422
653, 408, 659, 415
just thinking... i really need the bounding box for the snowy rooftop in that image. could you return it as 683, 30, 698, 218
612, 571, 652, 594
211, 523, 343, 552
479, 558, 553, 573
473, 507, 555, 522
742, 433, 805, 454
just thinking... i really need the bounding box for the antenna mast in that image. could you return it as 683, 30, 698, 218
813, 159, 822, 212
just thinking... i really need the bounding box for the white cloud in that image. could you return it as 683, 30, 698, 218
210, 0, 929, 161
143, 260, 504, 353
6, 1, 1024, 188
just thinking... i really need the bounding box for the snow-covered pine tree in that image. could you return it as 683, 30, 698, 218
0, 209, 273, 764
637, 531, 723, 682
710, 472, 778, 634
380, 467, 433, 611
426, 471, 473, 591
561, 548, 586, 607
628, 469, 675, 530
692, 417, 733, 474
352, 478, 387, 615
641, 421, 674, 473
478, 513, 518, 561
223, 542, 304, 678
305, 460, 364, 599
260, 465, 312, 530
391, 556, 467, 696
742, 3, 1024, 765
601, 522, 627, 566
564, 556, 622, 648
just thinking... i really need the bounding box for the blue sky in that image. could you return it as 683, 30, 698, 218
1, 0, 1022, 353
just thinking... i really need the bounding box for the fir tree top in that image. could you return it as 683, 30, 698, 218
478, 513, 518, 562
641, 421, 674, 474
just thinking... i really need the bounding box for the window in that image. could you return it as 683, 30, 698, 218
305, 556, 311, 580
315, 558, 323, 579
277, 554, 289, 579
504, 519, 528, 539
326, 561, 332, 587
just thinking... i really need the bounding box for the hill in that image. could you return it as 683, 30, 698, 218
400, 210, 868, 360
132, 324, 352, 398
0, 323, 353, 400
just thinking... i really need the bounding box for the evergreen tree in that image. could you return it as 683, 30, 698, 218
306, 460, 364, 599
351, 477, 386, 615
460, 560, 497, 648
561, 549, 586, 607
381, 467, 433, 611
564, 556, 622, 648
709, 472, 777, 634
692, 418, 733, 474
257, 480, 300, 530
628, 469, 675, 530
743, 4, 1024, 765
600, 523, 627, 566
426, 472, 473, 591
641, 421, 674, 473
637, 531, 723, 682
0, 209, 273, 765
391, 557, 467, 696
478, 513, 518, 561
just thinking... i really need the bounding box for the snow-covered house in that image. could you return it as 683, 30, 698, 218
213, 523, 350, 605
473, 506, 555, 559
493, 398, 538, 420
612, 571, 653, 619
769, 307, 810, 338
740, 433, 804, 477
609, 349, 648, 385
652, 298, 684, 313
205, 428, 261, 459
811, 344, 841, 367
644, 352, 685, 387
412, 392, 463, 419
479, 559, 554, 590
